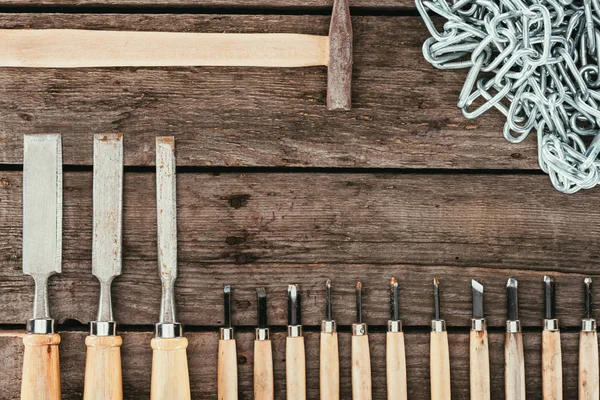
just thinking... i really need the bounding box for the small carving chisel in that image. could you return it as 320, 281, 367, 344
254, 288, 274, 400
286, 284, 306, 400
218, 285, 238, 400
469, 280, 490, 400
579, 278, 599, 400
84, 133, 124, 400
352, 282, 372, 400
542, 276, 562, 400
21, 134, 63, 400
320, 280, 340, 400
505, 278, 526, 400
387, 278, 407, 400
430, 278, 451, 400
150, 137, 191, 400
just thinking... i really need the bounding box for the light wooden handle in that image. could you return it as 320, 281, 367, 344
83, 335, 123, 400
430, 331, 451, 400
286, 336, 306, 400
150, 337, 191, 400
218, 339, 238, 400
505, 332, 526, 400
320, 332, 340, 400
542, 330, 563, 400
254, 340, 274, 400
469, 329, 490, 400
579, 331, 599, 400
21, 333, 61, 400
386, 331, 407, 400
352, 335, 372, 400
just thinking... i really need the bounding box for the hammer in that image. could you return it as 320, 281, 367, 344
0, 0, 352, 110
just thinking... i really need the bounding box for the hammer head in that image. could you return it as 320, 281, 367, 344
327, 0, 353, 111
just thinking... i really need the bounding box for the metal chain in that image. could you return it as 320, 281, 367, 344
417, 0, 600, 193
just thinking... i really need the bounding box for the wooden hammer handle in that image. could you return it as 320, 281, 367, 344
542, 330, 563, 400
286, 336, 306, 400
505, 332, 526, 400
320, 332, 340, 400
352, 335, 372, 400
254, 340, 274, 400
218, 339, 238, 400
579, 331, 599, 400
430, 331, 451, 400
83, 335, 123, 400
21, 333, 61, 400
150, 337, 191, 400
386, 331, 407, 400
469, 329, 490, 400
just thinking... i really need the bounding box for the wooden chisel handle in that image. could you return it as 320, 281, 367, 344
83, 335, 123, 400
286, 336, 307, 400
469, 328, 490, 400
579, 329, 599, 400
430, 330, 451, 400
505, 331, 526, 400
320, 332, 340, 400
542, 329, 563, 400
21, 333, 61, 400
352, 334, 372, 400
218, 339, 238, 400
254, 339, 274, 400
150, 337, 191, 400
386, 331, 407, 400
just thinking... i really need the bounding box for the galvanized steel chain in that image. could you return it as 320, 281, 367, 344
416, 0, 600, 193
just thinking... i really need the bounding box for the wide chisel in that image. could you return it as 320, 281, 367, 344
469, 280, 490, 400
320, 280, 340, 400
387, 278, 407, 400
579, 278, 599, 400
254, 288, 274, 400
218, 285, 238, 400
542, 276, 562, 400
505, 278, 526, 400
286, 284, 306, 400
151, 137, 191, 400
430, 278, 451, 400
84, 133, 124, 400
352, 282, 372, 400
21, 134, 63, 400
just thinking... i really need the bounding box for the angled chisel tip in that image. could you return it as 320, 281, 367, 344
544, 276, 556, 320
507, 277, 518, 288
472, 280, 484, 319
390, 277, 399, 322
471, 279, 483, 293
507, 278, 519, 321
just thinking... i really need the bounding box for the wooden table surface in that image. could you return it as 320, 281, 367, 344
0, 2, 598, 399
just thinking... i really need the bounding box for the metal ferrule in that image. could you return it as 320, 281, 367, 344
321, 320, 336, 333
288, 325, 303, 337
388, 320, 402, 333
506, 320, 521, 333
220, 327, 234, 341
431, 319, 446, 332
352, 322, 368, 336
90, 321, 117, 337
27, 318, 54, 335
544, 319, 559, 332
155, 322, 182, 339
582, 319, 597, 332
256, 328, 270, 341
471, 318, 486, 332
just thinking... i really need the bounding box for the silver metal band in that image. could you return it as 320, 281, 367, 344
543, 319, 559, 332
321, 320, 336, 333
288, 325, 303, 337
431, 319, 446, 332
388, 320, 402, 333
90, 321, 117, 337
155, 322, 182, 339
352, 323, 368, 336
256, 328, 270, 341
471, 318, 486, 332
506, 320, 521, 333
582, 319, 597, 332
220, 327, 234, 341
27, 318, 54, 335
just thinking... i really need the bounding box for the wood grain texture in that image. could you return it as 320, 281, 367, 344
320, 332, 340, 400
430, 331, 451, 400
351, 334, 372, 400
0, 14, 534, 170
505, 332, 526, 400
83, 335, 123, 400
579, 331, 599, 400
218, 339, 238, 400
542, 330, 563, 400
150, 337, 191, 400
285, 336, 306, 400
386, 331, 407, 400
254, 339, 274, 400
20, 333, 61, 400
469, 329, 490, 400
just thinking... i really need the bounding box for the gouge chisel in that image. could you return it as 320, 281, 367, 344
470, 280, 489, 400
505, 278, 526, 400
218, 285, 238, 400
320, 280, 339, 400
84, 133, 124, 400
21, 134, 63, 400
286, 284, 306, 400
254, 288, 274, 400
542, 276, 562, 400
430, 278, 451, 400
387, 278, 407, 400
579, 278, 599, 400
151, 137, 191, 400
352, 282, 372, 400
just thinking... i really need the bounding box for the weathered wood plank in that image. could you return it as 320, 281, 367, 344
0, 329, 582, 399
0, 14, 534, 169
0, 171, 597, 327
